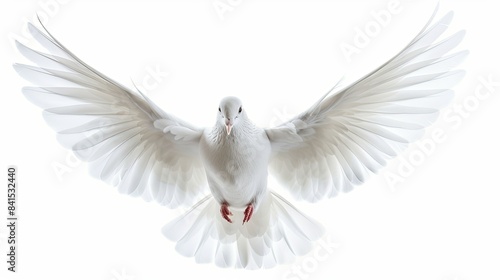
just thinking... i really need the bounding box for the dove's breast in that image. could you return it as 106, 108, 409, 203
200, 127, 271, 207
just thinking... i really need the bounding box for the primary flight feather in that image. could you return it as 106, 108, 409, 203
14, 8, 467, 269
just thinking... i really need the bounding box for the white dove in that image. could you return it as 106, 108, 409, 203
14, 8, 467, 269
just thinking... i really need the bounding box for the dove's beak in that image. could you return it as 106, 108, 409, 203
226, 123, 233, 135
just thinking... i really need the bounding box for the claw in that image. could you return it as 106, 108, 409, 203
220, 202, 233, 223
242, 203, 254, 225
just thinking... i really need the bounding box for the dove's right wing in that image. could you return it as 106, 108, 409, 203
265, 10, 467, 202
14, 22, 207, 208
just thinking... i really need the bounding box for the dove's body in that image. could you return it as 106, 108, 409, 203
200, 122, 271, 209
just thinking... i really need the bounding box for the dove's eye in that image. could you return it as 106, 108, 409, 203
218, 107, 221, 112
238, 106, 242, 113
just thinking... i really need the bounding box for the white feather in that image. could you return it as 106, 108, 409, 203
265, 11, 468, 202
162, 192, 323, 269
14, 22, 207, 208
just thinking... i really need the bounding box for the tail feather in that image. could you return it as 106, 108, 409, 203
162, 191, 324, 269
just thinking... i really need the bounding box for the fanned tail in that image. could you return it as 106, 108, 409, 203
162, 191, 324, 269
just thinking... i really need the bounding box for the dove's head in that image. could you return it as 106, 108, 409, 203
218, 96, 245, 136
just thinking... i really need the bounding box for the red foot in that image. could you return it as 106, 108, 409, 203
220, 202, 233, 223
243, 204, 254, 225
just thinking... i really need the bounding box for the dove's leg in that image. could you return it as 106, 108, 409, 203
220, 202, 233, 223
242, 188, 266, 224
242, 203, 254, 224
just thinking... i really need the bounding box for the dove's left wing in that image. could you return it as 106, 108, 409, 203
14, 22, 207, 208
265, 11, 467, 202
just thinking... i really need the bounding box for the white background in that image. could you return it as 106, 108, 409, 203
1, 0, 500, 280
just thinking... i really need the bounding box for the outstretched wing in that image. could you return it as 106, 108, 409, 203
265, 10, 468, 202
14, 22, 208, 208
